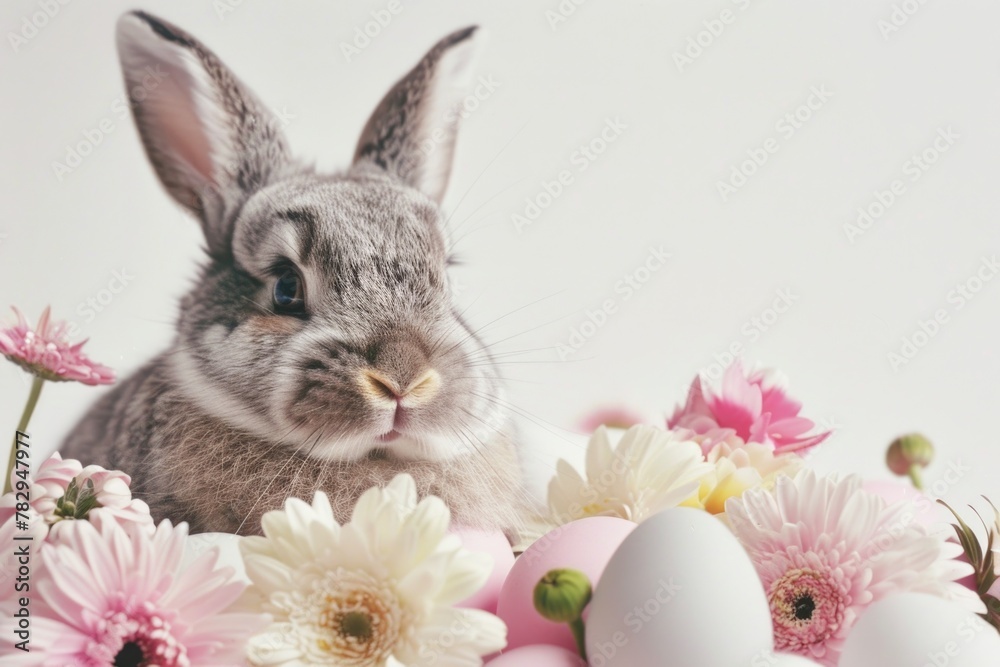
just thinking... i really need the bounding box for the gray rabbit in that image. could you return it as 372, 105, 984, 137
61, 11, 529, 536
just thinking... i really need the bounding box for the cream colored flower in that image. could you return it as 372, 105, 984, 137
686, 441, 803, 515
548, 425, 713, 523
239, 474, 506, 666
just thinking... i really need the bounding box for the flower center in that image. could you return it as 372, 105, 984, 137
113, 641, 144, 667
338, 610, 374, 643
285, 568, 410, 665
793, 594, 816, 620
86, 610, 188, 667
769, 568, 846, 655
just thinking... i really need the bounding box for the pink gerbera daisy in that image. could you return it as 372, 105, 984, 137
727, 470, 983, 665
0, 306, 115, 385
21, 513, 268, 666
2, 305, 115, 494
668, 361, 830, 455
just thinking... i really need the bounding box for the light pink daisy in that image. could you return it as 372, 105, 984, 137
0, 306, 115, 385
0, 453, 152, 601
668, 361, 829, 455
0, 452, 152, 540
727, 470, 983, 665
21, 513, 268, 666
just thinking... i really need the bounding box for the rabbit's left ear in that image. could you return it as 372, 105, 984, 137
116, 11, 291, 255
353, 27, 484, 204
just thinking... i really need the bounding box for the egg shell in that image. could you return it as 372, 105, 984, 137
839, 592, 1000, 667
497, 516, 636, 652
485, 644, 586, 666
450, 527, 515, 614
181, 531, 247, 582
586, 507, 773, 666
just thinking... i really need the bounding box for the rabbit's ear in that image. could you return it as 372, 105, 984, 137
353, 27, 484, 204
116, 11, 291, 254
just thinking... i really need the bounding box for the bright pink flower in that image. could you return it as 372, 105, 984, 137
668, 361, 830, 455
18, 514, 268, 667
727, 471, 982, 665
0, 306, 114, 385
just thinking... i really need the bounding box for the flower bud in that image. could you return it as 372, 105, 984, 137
886, 433, 934, 476
533, 568, 593, 623
53, 477, 101, 521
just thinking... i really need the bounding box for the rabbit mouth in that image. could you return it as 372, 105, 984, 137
377, 429, 403, 443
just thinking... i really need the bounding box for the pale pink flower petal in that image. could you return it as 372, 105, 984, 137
0, 453, 154, 605
577, 406, 652, 432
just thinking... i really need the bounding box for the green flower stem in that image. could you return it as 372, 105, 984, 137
907, 464, 924, 491
4, 375, 44, 495
569, 617, 587, 661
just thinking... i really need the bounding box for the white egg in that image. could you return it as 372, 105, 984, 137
181, 531, 248, 582
840, 592, 1000, 667
586, 507, 773, 666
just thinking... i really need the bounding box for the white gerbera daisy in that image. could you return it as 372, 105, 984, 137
239, 474, 506, 666
548, 424, 713, 523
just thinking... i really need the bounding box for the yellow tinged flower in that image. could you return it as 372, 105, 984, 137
685, 442, 803, 515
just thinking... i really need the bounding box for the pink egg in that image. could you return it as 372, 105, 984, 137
486, 644, 586, 666
862, 480, 949, 526
496, 516, 636, 653
450, 526, 515, 614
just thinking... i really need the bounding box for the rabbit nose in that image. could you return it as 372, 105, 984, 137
360, 368, 441, 407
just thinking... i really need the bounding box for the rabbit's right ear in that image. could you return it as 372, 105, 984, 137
116, 11, 291, 255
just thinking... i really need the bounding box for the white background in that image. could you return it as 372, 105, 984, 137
2, 0, 998, 505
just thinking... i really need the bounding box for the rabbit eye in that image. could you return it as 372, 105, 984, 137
272, 268, 305, 314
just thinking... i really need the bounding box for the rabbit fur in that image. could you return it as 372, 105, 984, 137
61, 11, 530, 537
